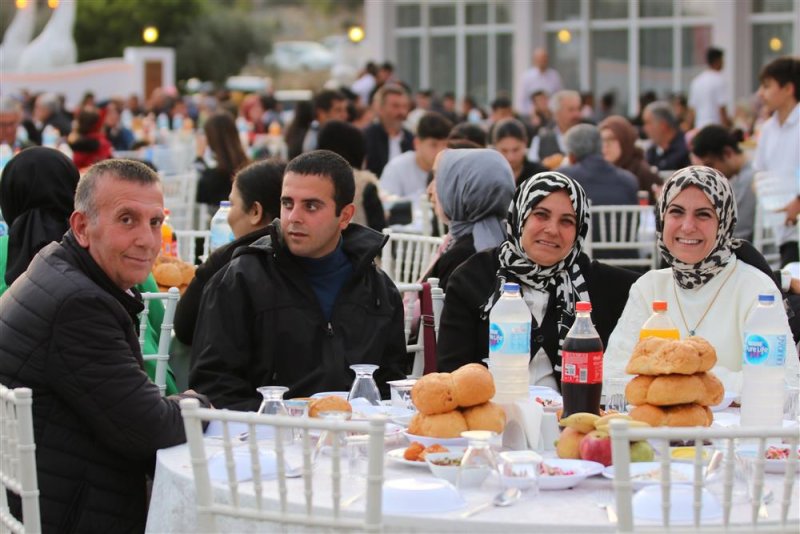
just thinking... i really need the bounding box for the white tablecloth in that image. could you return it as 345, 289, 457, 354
145, 424, 798, 532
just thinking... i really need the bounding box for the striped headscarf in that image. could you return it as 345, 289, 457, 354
656, 165, 742, 289
481, 172, 591, 373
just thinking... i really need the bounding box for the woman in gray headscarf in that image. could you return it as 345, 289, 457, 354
427, 148, 515, 290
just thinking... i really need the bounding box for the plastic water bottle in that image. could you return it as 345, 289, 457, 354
172, 113, 184, 132
209, 201, 234, 251
235, 116, 250, 152
639, 301, 680, 340
0, 142, 13, 173
740, 293, 787, 427
42, 125, 59, 148
488, 282, 531, 404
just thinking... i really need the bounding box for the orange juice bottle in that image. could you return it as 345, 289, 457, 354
161, 209, 176, 257
639, 301, 680, 340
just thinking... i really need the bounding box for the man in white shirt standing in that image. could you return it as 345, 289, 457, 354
753, 56, 800, 265
517, 48, 563, 115
688, 47, 731, 129
381, 112, 451, 200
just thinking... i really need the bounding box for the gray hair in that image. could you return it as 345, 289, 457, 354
35, 92, 61, 113
564, 124, 602, 161
550, 90, 580, 113
0, 96, 21, 114
645, 101, 680, 131
75, 159, 161, 220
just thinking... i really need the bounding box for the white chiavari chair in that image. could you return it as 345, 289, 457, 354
610, 420, 799, 532
0, 385, 40, 534
585, 204, 659, 270
753, 171, 795, 270
160, 170, 198, 231
179, 398, 385, 533
381, 229, 443, 284
139, 287, 180, 396
174, 229, 211, 266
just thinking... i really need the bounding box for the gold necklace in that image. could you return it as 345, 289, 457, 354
672, 266, 736, 336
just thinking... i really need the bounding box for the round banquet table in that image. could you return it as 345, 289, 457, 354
145, 412, 799, 533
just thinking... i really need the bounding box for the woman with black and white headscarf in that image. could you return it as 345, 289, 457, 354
604, 166, 798, 393
437, 172, 639, 390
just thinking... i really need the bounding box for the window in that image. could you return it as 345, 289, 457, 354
496, 33, 513, 96
681, 26, 711, 90
430, 5, 456, 26
639, 28, 673, 99
752, 0, 795, 13
547, 0, 581, 21
396, 37, 421, 94
466, 35, 489, 104
590, 0, 628, 20
495, 2, 511, 24
397, 4, 421, 27
466, 3, 488, 25
591, 29, 628, 114
752, 23, 794, 90
547, 30, 581, 93
639, 0, 673, 17
430, 36, 456, 95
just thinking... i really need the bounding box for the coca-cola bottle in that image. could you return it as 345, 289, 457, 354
561, 301, 604, 417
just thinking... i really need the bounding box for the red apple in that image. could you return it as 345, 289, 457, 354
579, 430, 613, 466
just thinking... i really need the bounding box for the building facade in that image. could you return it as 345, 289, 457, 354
365, 0, 799, 115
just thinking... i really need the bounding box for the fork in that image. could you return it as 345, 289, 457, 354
592, 490, 617, 524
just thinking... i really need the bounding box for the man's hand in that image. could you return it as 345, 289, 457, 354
780, 196, 800, 225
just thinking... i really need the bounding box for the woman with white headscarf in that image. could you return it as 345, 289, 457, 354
604, 166, 798, 393
437, 172, 639, 390
426, 148, 516, 290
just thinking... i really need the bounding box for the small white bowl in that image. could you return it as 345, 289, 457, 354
633, 485, 722, 524
403, 432, 468, 448
498, 450, 542, 490
382, 477, 466, 514
424, 449, 489, 486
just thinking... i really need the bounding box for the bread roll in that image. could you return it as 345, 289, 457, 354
452, 363, 495, 407
308, 396, 352, 418
625, 375, 654, 406
153, 263, 182, 287
626, 337, 717, 376
697, 372, 724, 406
411, 373, 459, 415
461, 401, 506, 433
407, 411, 468, 438
685, 336, 717, 371
629, 403, 711, 427
178, 262, 196, 285
646, 374, 704, 406
625, 337, 671, 374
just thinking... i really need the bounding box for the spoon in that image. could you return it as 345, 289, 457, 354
460, 487, 521, 518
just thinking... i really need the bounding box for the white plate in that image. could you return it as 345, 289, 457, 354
710, 411, 739, 427
386, 447, 429, 468
737, 447, 800, 474
403, 432, 468, 448
538, 459, 604, 490
529, 386, 563, 412
710, 391, 737, 412
633, 485, 722, 524
603, 462, 695, 490
352, 404, 415, 421
382, 477, 466, 514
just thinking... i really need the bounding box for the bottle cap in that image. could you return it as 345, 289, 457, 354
219, 201, 231, 207
164, 208, 171, 216
758, 294, 775, 303
503, 282, 520, 292
652, 300, 667, 312
575, 301, 591, 312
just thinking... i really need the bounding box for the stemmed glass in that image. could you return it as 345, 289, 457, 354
348, 364, 381, 406
457, 430, 498, 490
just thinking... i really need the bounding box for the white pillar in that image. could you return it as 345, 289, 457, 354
364, 0, 390, 62
512, 0, 537, 111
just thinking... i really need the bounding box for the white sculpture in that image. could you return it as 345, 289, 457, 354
0, 0, 38, 72
17, 0, 78, 73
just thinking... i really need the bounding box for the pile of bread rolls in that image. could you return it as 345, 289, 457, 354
152, 254, 196, 294
625, 336, 723, 427
407, 363, 506, 438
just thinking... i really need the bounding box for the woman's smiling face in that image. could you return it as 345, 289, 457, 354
662, 185, 718, 264
520, 189, 577, 267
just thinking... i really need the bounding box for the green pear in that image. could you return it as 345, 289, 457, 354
630, 440, 655, 462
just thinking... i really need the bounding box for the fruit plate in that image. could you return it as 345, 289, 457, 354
402, 432, 468, 448
737, 446, 800, 474
603, 462, 695, 490
538, 459, 604, 490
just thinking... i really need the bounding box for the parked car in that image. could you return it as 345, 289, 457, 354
265, 41, 334, 72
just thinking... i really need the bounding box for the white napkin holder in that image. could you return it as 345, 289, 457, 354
500, 399, 557, 451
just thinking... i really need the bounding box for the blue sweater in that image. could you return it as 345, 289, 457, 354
296, 238, 353, 321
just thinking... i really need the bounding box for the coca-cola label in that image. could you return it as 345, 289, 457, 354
561, 350, 603, 384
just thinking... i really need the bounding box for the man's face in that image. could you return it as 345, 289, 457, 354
533, 94, 549, 113
0, 111, 20, 145
33, 99, 51, 123
696, 148, 737, 178
71, 176, 164, 290
280, 172, 354, 259
319, 99, 348, 124
414, 137, 448, 171
758, 77, 795, 114
556, 95, 581, 132
534, 49, 549, 70
642, 109, 664, 144
379, 93, 409, 130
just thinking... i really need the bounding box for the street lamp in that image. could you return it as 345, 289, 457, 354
48, 0, 59, 8
143, 26, 159, 45
348, 25, 365, 43
15, 0, 28, 9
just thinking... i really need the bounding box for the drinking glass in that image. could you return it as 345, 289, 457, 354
312, 410, 351, 464
457, 430, 498, 490
257, 386, 290, 443
604, 376, 631, 414
285, 398, 309, 443
705, 444, 751, 504
387, 379, 417, 411
345, 434, 371, 479
499, 450, 542, 497
348, 364, 381, 406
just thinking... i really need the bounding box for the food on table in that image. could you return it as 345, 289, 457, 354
630, 441, 655, 462
461, 401, 506, 433
559, 412, 601, 434
631, 467, 689, 482
555, 411, 652, 465
625, 337, 718, 427
451, 363, 495, 407
153, 254, 197, 294
410, 373, 458, 415
402, 442, 450, 462
534, 396, 560, 408
540, 463, 576, 476
579, 430, 613, 466
765, 446, 800, 460
307, 395, 352, 418
430, 456, 462, 467
408, 410, 468, 438
555, 427, 585, 460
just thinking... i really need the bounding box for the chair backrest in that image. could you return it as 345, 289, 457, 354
0, 385, 40, 534
753, 171, 794, 269
609, 420, 800, 532
174, 230, 211, 266
419, 193, 446, 237
381, 229, 444, 284
161, 170, 198, 231
179, 398, 385, 533
396, 282, 424, 377
584, 204, 658, 270
139, 287, 180, 396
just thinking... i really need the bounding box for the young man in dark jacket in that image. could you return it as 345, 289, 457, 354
0, 159, 209, 533
190, 150, 407, 410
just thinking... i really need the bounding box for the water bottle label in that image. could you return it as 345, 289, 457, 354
742, 333, 786, 366
489, 322, 530, 354
561, 351, 603, 384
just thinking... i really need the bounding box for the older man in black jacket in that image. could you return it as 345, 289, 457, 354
0, 159, 208, 533
190, 150, 407, 410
